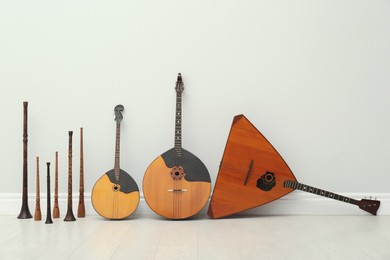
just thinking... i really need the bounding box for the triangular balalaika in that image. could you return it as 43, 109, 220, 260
208, 115, 296, 218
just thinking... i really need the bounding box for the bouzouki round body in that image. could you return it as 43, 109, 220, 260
143, 73, 211, 219
91, 105, 140, 220
143, 148, 211, 219
92, 169, 139, 219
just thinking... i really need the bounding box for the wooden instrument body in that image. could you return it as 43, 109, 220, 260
53, 151, 60, 218
45, 162, 53, 224
18, 101, 32, 219
64, 131, 76, 222
34, 156, 41, 221
143, 148, 211, 219
143, 73, 210, 219
208, 115, 297, 219
78, 127, 85, 218
91, 105, 140, 219
92, 169, 139, 219
209, 115, 381, 217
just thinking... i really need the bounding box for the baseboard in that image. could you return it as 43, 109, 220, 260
2, 192, 389, 216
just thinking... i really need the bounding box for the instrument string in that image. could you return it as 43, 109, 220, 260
177, 179, 180, 219
112, 192, 114, 219
115, 192, 119, 219
176, 179, 178, 219
173, 178, 175, 219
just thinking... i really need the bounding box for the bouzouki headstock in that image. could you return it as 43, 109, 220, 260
175, 73, 184, 94
357, 198, 380, 215
114, 105, 124, 123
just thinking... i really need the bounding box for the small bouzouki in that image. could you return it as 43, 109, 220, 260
92, 105, 140, 219
143, 73, 211, 219
208, 115, 380, 218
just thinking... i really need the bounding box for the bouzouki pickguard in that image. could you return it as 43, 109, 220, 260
105, 169, 139, 193
161, 148, 211, 182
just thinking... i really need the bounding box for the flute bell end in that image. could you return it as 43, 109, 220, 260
17, 204, 33, 219
64, 210, 76, 222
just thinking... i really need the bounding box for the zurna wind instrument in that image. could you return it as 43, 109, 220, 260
34, 156, 41, 221
53, 152, 60, 218
78, 127, 85, 218
45, 162, 53, 224
17, 101, 32, 219
64, 131, 76, 221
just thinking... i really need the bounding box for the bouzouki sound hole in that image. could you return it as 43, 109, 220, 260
112, 184, 121, 192
170, 166, 185, 180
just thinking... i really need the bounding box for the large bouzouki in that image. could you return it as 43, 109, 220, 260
208, 115, 380, 218
92, 105, 140, 219
143, 73, 211, 219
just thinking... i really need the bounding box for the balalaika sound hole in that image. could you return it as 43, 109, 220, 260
170, 166, 185, 180
256, 171, 276, 191
112, 184, 121, 192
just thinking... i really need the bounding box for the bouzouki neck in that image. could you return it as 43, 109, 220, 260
174, 73, 184, 162
114, 120, 121, 177
284, 180, 380, 215
113, 104, 124, 181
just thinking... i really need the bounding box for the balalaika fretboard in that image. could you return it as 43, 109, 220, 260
284, 180, 359, 205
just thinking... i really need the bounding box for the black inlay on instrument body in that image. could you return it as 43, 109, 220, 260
106, 169, 139, 193
161, 148, 211, 182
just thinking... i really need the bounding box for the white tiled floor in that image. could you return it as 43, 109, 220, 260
0, 215, 389, 260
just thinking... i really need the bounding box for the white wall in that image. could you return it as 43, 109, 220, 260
1, 1, 389, 213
